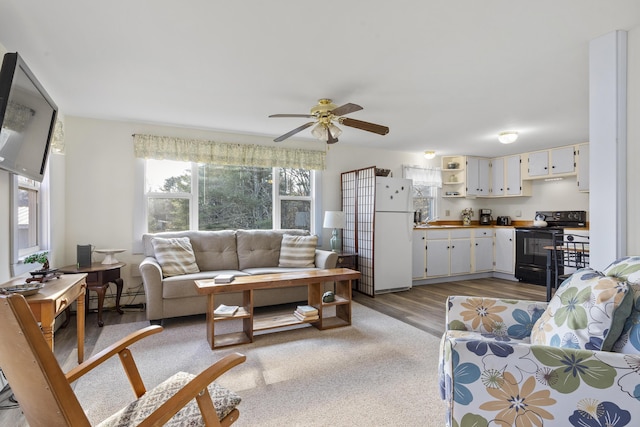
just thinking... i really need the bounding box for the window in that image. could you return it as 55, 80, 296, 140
16, 176, 41, 256
403, 165, 442, 222
11, 173, 49, 276
142, 159, 316, 233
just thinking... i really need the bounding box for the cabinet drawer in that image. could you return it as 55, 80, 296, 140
55, 279, 85, 315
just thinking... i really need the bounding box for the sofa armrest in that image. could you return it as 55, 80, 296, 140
446, 295, 548, 335
440, 330, 640, 426
139, 256, 164, 321
315, 249, 338, 269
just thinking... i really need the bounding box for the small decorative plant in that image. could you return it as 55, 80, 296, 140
24, 252, 50, 271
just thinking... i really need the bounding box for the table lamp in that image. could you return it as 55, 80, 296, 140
323, 211, 346, 252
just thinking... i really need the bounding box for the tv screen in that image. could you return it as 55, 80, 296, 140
0, 52, 57, 182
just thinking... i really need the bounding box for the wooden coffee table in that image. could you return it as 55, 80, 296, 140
195, 268, 360, 349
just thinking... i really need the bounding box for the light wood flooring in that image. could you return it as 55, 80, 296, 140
0, 278, 545, 425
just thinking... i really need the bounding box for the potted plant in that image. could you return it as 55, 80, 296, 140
24, 252, 50, 271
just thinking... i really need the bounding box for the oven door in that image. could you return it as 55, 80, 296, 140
515, 228, 562, 285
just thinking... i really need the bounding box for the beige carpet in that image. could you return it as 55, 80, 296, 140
73, 302, 446, 426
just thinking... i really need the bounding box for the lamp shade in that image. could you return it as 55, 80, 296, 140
323, 211, 346, 229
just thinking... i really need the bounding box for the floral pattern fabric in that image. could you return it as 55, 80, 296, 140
440, 296, 640, 427
530, 269, 633, 351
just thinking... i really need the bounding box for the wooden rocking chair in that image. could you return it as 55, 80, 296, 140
0, 293, 245, 426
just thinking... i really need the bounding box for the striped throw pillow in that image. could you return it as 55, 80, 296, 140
151, 237, 200, 277
278, 234, 318, 268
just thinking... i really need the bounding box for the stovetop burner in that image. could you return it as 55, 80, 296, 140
517, 210, 587, 229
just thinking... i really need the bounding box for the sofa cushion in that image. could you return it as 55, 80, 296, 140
530, 269, 633, 351
612, 283, 640, 354
236, 229, 308, 270
278, 234, 318, 268
603, 256, 640, 284
151, 237, 200, 277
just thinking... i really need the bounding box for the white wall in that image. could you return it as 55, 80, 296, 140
627, 27, 640, 256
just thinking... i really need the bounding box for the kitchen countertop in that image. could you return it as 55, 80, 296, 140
414, 221, 589, 230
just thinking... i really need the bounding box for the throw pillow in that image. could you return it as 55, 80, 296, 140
603, 256, 640, 284
278, 234, 318, 268
151, 237, 200, 277
530, 269, 633, 351
612, 284, 640, 354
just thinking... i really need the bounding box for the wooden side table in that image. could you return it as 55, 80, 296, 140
59, 262, 125, 327
1, 273, 87, 363
335, 252, 358, 270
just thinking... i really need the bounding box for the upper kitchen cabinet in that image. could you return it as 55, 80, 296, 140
441, 155, 466, 198
465, 157, 490, 196
524, 145, 577, 179
490, 155, 531, 197
576, 143, 589, 192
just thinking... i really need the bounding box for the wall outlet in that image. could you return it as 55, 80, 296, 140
445, 209, 450, 217
515, 209, 522, 217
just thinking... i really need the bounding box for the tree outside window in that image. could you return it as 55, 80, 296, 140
145, 160, 313, 232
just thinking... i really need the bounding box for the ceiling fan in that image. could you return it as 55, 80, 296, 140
269, 98, 390, 144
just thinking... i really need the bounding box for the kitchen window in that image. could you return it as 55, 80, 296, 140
403, 165, 442, 222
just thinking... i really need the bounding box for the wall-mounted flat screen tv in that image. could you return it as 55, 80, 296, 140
0, 52, 57, 182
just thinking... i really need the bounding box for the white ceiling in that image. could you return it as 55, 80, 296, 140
1, 1, 638, 157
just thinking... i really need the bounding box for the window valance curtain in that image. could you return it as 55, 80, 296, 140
133, 134, 326, 170
403, 165, 442, 187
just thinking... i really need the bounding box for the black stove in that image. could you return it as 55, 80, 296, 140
516, 210, 588, 230
515, 211, 587, 285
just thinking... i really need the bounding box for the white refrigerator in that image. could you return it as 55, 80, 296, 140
374, 177, 413, 293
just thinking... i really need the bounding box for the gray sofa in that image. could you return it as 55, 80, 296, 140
139, 229, 338, 322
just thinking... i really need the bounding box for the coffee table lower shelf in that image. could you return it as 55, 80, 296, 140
196, 268, 359, 349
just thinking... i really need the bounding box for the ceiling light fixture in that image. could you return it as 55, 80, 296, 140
311, 122, 342, 141
498, 131, 518, 144
423, 151, 436, 159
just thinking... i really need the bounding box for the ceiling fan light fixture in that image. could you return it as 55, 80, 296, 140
423, 150, 436, 159
328, 123, 342, 138
498, 131, 518, 144
311, 123, 327, 140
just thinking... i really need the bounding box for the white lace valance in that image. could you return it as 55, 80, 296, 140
403, 165, 442, 188
133, 134, 326, 170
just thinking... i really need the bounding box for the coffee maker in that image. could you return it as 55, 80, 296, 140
479, 209, 492, 225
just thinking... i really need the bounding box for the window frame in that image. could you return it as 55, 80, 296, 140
132, 159, 321, 254
10, 173, 50, 276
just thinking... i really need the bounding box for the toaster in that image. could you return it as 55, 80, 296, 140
496, 216, 512, 226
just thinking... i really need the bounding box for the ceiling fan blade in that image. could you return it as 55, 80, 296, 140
340, 117, 390, 135
269, 113, 316, 118
273, 122, 315, 142
330, 103, 363, 117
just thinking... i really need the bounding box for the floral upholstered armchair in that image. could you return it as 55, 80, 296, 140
439, 257, 640, 427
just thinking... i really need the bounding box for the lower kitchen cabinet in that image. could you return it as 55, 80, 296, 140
412, 227, 516, 281
412, 228, 472, 279
473, 229, 494, 272
495, 228, 515, 274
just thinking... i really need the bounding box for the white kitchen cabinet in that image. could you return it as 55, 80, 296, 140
491, 155, 530, 197
495, 228, 515, 274
473, 229, 494, 272
576, 143, 589, 192
414, 228, 471, 278
491, 157, 505, 196
426, 239, 452, 277
525, 146, 576, 179
449, 229, 472, 275
466, 157, 490, 196
412, 230, 427, 279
